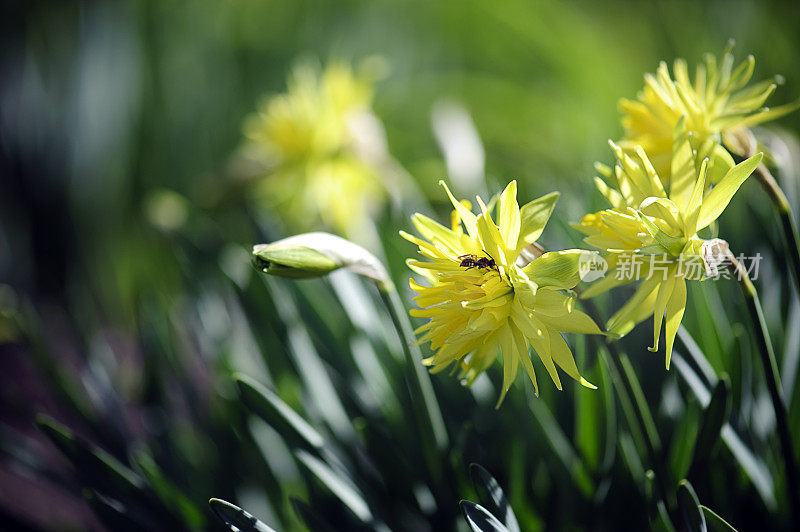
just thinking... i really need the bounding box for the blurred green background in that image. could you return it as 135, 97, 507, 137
2, 0, 799, 530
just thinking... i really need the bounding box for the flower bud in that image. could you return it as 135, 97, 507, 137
701, 238, 730, 278
252, 232, 388, 282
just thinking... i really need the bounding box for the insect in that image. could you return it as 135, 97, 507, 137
458, 251, 497, 271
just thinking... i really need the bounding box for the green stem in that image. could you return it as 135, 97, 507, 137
376, 281, 449, 477
727, 250, 799, 524
753, 163, 800, 297
581, 298, 675, 512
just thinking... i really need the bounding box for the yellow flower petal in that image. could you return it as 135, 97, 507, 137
440, 180, 478, 239
649, 266, 678, 353
664, 278, 687, 369
498, 180, 521, 250
696, 153, 762, 231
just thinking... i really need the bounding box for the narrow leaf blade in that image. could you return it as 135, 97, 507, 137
460, 501, 510, 532
209, 498, 277, 532
469, 464, 520, 532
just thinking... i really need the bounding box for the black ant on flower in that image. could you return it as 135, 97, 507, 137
458, 251, 498, 272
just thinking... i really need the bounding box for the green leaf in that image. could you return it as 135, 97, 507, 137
460, 501, 510, 532
264, 278, 355, 441
677, 480, 707, 532
235, 374, 326, 452
678, 321, 723, 384
36, 415, 184, 530
36, 415, 146, 499
294, 450, 376, 524
290, 497, 338, 532
529, 399, 594, 496
597, 347, 647, 467
516, 192, 560, 250
469, 464, 520, 532
598, 358, 618, 475
620, 355, 662, 455
699, 505, 738, 531
693, 375, 731, 465
20, 314, 98, 428
654, 501, 678, 532
668, 397, 699, 481
644, 470, 676, 531
132, 450, 206, 530
672, 354, 776, 508
209, 498, 277, 532
644, 470, 658, 518
575, 337, 601, 470
619, 433, 646, 484
85, 490, 159, 532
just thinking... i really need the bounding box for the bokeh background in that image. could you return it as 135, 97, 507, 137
2, 0, 800, 530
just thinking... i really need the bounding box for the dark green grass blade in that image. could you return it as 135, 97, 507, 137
693, 376, 731, 465
460, 500, 509, 532
677, 480, 707, 532
131, 449, 206, 530
529, 398, 594, 497
672, 354, 775, 508
468, 464, 520, 532
209, 498, 277, 532
699, 505, 738, 531
290, 497, 338, 532
294, 449, 377, 525
235, 374, 325, 453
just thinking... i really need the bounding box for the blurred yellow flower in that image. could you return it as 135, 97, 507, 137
402, 181, 601, 404
575, 133, 762, 367
619, 47, 797, 179
242, 62, 385, 236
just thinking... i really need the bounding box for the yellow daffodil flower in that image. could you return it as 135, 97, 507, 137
619, 46, 797, 180
242, 62, 385, 235
575, 131, 762, 367
402, 180, 602, 404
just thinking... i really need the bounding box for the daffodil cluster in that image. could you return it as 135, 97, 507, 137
569, 47, 797, 368
402, 181, 602, 403
393, 48, 796, 402
619, 47, 798, 180
575, 128, 762, 367
242, 62, 385, 236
